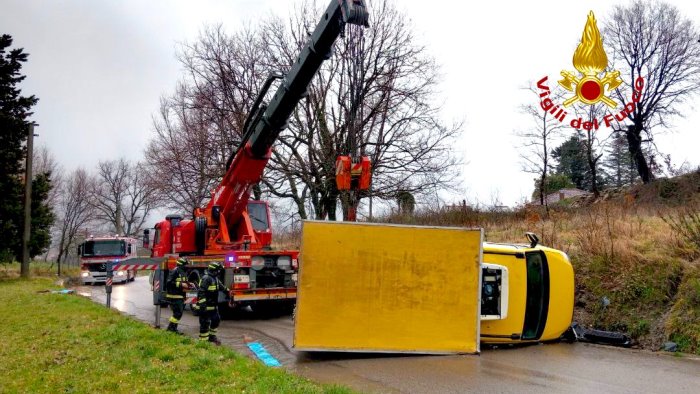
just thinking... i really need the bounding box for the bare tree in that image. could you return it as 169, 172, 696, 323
92, 158, 157, 236
145, 0, 461, 223
33, 145, 63, 206
145, 94, 222, 213
572, 103, 610, 197
145, 25, 266, 213
54, 168, 94, 266
518, 83, 566, 209
259, 0, 461, 220
604, 1, 700, 183
123, 163, 159, 236
33, 145, 63, 261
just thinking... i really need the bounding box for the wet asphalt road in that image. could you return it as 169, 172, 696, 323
75, 277, 700, 393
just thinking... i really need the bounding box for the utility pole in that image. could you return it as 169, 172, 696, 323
20, 124, 36, 278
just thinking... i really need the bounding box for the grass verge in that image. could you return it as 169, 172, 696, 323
0, 275, 353, 394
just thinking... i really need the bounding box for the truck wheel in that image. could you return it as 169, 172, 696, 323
283, 300, 296, 316
194, 216, 207, 255
188, 270, 201, 287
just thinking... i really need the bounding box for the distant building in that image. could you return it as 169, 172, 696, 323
534, 188, 591, 205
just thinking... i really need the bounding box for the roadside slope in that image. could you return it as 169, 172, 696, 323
0, 276, 352, 394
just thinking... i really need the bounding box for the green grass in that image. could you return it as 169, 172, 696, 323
665, 265, 700, 354
0, 274, 354, 394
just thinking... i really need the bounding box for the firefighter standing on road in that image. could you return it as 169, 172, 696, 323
165, 257, 191, 333
196, 262, 226, 345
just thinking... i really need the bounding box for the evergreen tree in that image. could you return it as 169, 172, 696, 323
26, 172, 55, 257
603, 132, 637, 188
552, 135, 588, 190
0, 34, 51, 262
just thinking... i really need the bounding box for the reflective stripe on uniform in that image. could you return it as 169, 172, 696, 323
206, 306, 215, 311
166, 294, 184, 299
169, 316, 179, 324
207, 285, 217, 291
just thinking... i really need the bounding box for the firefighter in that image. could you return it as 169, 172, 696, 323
165, 257, 191, 333
196, 262, 226, 345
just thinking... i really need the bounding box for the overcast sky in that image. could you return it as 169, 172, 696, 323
3, 0, 700, 209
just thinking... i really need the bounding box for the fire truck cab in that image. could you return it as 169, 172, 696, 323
79, 236, 138, 285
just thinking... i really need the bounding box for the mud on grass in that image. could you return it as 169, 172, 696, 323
0, 276, 353, 394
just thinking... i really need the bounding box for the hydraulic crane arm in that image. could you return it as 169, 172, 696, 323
201, 0, 369, 250
247, 0, 369, 158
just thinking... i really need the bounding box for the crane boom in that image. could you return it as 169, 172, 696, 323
200, 0, 369, 251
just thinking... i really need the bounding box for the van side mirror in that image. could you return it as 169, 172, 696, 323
143, 229, 150, 249
127, 244, 133, 254
77, 244, 83, 256
525, 232, 539, 248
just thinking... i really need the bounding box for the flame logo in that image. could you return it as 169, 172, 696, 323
573, 12, 608, 76
558, 11, 622, 108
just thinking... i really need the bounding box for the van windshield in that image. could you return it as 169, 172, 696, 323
81, 240, 126, 257
522, 251, 550, 340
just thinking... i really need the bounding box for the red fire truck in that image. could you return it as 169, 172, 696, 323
79, 236, 138, 284
144, 0, 370, 313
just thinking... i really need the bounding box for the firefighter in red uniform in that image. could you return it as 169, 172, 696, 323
196, 262, 227, 345
166, 257, 191, 333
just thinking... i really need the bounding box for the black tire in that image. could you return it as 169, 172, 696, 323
187, 270, 201, 287
186, 270, 201, 315
194, 216, 207, 255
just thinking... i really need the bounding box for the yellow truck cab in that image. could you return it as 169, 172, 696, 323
480, 240, 574, 344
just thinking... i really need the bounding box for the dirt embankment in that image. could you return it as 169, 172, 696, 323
371, 170, 700, 353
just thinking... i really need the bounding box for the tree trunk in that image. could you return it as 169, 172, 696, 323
115, 205, 123, 235
252, 184, 262, 200
626, 124, 653, 184
325, 190, 338, 221
590, 163, 599, 197
587, 149, 600, 197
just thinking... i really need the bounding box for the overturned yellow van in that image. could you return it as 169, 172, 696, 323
480, 240, 574, 344
294, 222, 574, 353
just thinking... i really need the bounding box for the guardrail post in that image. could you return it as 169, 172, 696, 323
153, 266, 163, 328
106, 261, 114, 308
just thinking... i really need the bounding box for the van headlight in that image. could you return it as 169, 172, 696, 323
81, 271, 89, 278
116, 271, 125, 277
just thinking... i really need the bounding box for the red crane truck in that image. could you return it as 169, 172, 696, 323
144, 0, 370, 313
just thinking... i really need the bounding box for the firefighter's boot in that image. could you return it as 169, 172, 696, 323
166, 322, 181, 334
208, 335, 222, 346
